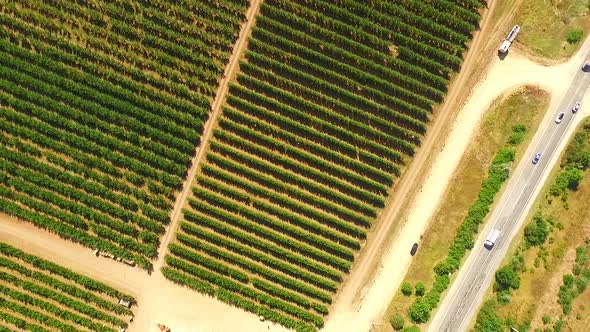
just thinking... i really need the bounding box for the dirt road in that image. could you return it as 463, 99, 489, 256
153, 0, 263, 272
0, 212, 286, 332
0, 214, 146, 296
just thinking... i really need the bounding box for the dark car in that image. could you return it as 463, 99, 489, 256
410, 243, 419, 256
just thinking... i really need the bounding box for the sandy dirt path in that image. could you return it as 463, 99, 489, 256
0, 213, 286, 332
0, 214, 147, 296
154, 0, 262, 272
325, 20, 590, 332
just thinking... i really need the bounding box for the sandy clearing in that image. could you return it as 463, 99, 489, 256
0, 213, 286, 332
129, 271, 288, 332
323, 32, 590, 332
0, 214, 146, 296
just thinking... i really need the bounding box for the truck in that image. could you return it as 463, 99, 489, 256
498, 25, 521, 54
484, 228, 501, 249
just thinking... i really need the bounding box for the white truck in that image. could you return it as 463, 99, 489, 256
498, 25, 521, 54
484, 228, 501, 249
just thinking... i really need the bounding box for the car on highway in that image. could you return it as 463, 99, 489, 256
555, 112, 565, 123
410, 243, 418, 256
484, 229, 501, 250
532, 152, 541, 164
573, 101, 581, 113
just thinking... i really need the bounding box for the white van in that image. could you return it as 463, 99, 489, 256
484, 229, 501, 249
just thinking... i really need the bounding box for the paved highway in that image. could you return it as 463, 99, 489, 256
429, 54, 590, 332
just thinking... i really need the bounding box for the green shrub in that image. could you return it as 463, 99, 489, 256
507, 131, 525, 145
567, 28, 583, 44
524, 213, 549, 247
497, 290, 511, 304
415, 281, 426, 297
512, 124, 526, 133
542, 315, 552, 325
495, 265, 520, 291
553, 319, 564, 332
550, 168, 583, 196
575, 276, 588, 293
401, 326, 420, 332
401, 281, 413, 296
558, 284, 574, 314
563, 274, 575, 288
511, 251, 526, 272
507, 124, 527, 145
474, 300, 502, 332
390, 313, 405, 331
408, 298, 430, 323
493, 147, 516, 165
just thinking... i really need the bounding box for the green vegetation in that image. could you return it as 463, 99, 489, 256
474, 300, 503, 332
566, 28, 584, 44
0, 242, 134, 331
557, 240, 590, 314
474, 120, 590, 332
401, 325, 421, 332
514, 0, 590, 59
402, 282, 413, 296
508, 124, 527, 145
495, 265, 521, 292
390, 313, 405, 331
384, 87, 549, 329
549, 168, 583, 196
524, 213, 549, 247
0, 0, 250, 270
415, 282, 426, 297
406, 125, 524, 323
542, 315, 552, 325
162, 0, 484, 330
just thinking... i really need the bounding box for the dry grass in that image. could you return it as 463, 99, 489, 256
471, 119, 590, 332
494, 154, 590, 330
382, 86, 550, 326
514, 0, 590, 60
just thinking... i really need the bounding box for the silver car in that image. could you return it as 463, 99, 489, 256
555, 112, 565, 123
573, 101, 581, 113
532, 153, 541, 164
